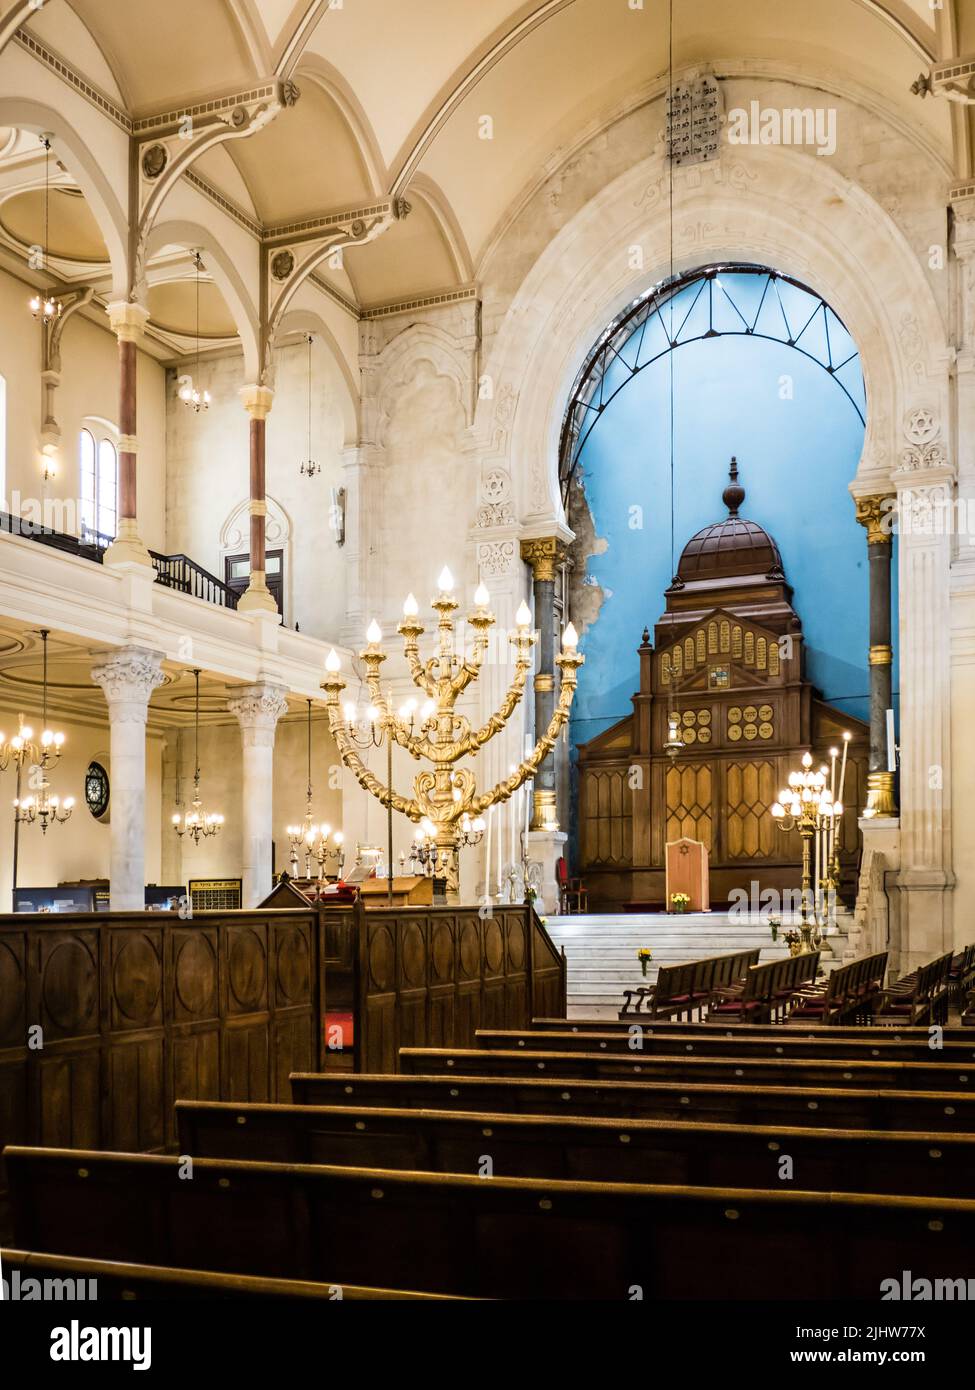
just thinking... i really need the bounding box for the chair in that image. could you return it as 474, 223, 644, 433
556, 856, 588, 914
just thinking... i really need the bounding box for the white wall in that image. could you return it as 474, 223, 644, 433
0, 263, 167, 551
0, 708, 164, 907
165, 337, 349, 637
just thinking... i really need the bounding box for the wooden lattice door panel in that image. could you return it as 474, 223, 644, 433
724, 760, 778, 859
580, 766, 633, 866
665, 763, 712, 852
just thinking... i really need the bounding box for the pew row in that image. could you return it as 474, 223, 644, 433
620, 948, 760, 1019
0, 1249, 467, 1300
531, 1018, 975, 1042
7, 1146, 974, 1301
398, 1046, 975, 1091
474, 1027, 975, 1063
290, 1071, 975, 1133
174, 1098, 975, 1198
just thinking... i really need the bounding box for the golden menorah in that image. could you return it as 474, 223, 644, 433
321, 567, 582, 892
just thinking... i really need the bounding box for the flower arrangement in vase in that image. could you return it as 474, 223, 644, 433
637, 947, 653, 977
784, 927, 802, 956
670, 892, 690, 914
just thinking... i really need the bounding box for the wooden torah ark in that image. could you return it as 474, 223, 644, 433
575, 466, 869, 913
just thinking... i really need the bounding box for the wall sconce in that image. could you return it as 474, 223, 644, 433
330, 485, 346, 547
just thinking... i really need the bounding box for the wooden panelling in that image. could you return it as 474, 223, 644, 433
356, 906, 565, 1074
0, 909, 321, 1200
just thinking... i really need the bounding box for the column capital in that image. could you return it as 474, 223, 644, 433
91, 646, 166, 719
106, 301, 151, 343
852, 493, 895, 544
239, 383, 275, 420
520, 535, 567, 582
228, 682, 288, 746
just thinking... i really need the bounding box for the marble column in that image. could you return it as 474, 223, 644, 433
228, 683, 288, 906
237, 385, 278, 616
103, 302, 152, 568
91, 646, 166, 911
520, 536, 565, 830
891, 417, 955, 973
853, 493, 897, 816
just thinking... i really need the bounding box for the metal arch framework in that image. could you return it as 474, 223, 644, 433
558, 263, 865, 503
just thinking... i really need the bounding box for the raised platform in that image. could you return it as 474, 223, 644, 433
544, 910, 849, 1018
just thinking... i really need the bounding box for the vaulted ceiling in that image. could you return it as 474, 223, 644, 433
0, 0, 965, 345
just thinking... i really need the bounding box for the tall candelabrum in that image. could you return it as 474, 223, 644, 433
770, 744, 849, 947
321, 567, 582, 899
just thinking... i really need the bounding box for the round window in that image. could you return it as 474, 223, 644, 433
85, 760, 110, 820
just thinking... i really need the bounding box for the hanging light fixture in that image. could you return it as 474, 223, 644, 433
299, 333, 320, 478
172, 669, 223, 842
28, 135, 63, 322
12, 629, 73, 833
286, 700, 343, 877
177, 251, 211, 412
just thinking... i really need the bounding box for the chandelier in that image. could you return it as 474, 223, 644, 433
27, 135, 63, 323
177, 251, 211, 411
286, 700, 343, 876
322, 566, 582, 896
11, 630, 72, 832
298, 334, 320, 478
172, 669, 223, 842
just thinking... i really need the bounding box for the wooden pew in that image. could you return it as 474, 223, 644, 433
0, 1248, 466, 1300
706, 953, 822, 1023
620, 948, 759, 1019
949, 944, 975, 1008
875, 951, 954, 1026
398, 1045, 975, 1092
174, 1097, 975, 1198
788, 952, 888, 1025
290, 1070, 975, 1133
530, 1018, 975, 1042
8, 1145, 975, 1300
472, 1027, 975, 1064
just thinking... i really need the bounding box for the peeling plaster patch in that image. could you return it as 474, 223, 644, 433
567, 477, 607, 637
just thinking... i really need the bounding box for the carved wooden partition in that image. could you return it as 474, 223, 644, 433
0, 908, 320, 1197
356, 904, 566, 1074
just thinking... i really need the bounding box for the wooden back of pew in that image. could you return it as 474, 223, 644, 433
878, 951, 954, 1023
397, 1044, 975, 1091
708, 952, 821, 1021
472, 1027, 975, 1063
9, 1145, 975, 1300
174, 1097, 975, 1198
623, 948, 759, 1017
0, 1248, 466, 1300
290, 1069, 975, 1132
531, 1018, 975, 1041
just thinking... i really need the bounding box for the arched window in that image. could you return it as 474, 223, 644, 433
79, 424, 118, 540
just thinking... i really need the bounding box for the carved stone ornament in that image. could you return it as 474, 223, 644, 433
229, 106, 249, 130
350, 219, 366, 239
898, 484, 952, 537
393, 197, 412, 220
91, 648, 166, 719
477, 501, 514, 528
271, 250, 295, 282
477, 539, 516, 579
905, 407, 938, 447
281, 80, 301, 107
853, 494, 895, 546
141, 144, 168, 180
900, 408, 948, 472
481, 469, 511, 503
228, 685, 288, 745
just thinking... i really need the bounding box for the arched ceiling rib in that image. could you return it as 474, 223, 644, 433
0, 0, 964, 320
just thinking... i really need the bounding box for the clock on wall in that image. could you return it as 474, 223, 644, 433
85, 760, 110, 820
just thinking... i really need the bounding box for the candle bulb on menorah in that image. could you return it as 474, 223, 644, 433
321, 570, 583, 900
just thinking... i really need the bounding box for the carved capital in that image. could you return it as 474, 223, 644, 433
853, 494, 895, 545
228, 683, 288, 746
91, 647, 166, 719
239, 383, 274, 420
106, 300, 151, 344
520, 536, 566, 582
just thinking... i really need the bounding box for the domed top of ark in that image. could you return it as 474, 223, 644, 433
674, 458, 784, 584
